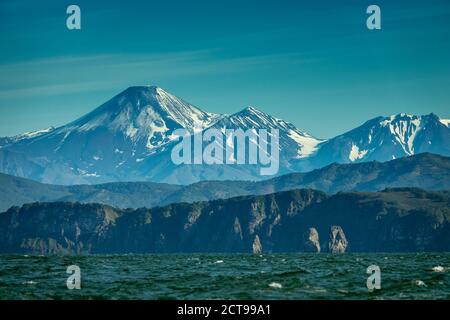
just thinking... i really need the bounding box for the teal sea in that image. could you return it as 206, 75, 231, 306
0, 253, 449, 300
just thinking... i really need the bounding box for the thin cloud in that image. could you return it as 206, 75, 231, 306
0, 50, 312, 98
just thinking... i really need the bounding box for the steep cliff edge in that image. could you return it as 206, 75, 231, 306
0, 188, 448, 254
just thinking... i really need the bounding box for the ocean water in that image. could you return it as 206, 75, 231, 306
0, 253, 448, 300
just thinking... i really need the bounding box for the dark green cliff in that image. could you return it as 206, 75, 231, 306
0, 188, 448, 254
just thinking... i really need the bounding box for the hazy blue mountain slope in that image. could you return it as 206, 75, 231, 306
0, 153, 448, 213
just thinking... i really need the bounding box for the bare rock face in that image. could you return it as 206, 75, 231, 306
304, 228, 321, 252
253, 235, 262, 254
1, 189, 449, 254
328, 226, 348, 253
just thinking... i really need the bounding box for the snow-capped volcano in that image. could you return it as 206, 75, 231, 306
212, 106, 323, 160
295, 112, 450, 171
60, 85, 220, 151
1, 86, 222, 184
0, 86, 448, 185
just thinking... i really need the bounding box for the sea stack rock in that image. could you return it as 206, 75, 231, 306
304, 227, 321, 252
328, 226, 348, 253
253, 235, 262, 254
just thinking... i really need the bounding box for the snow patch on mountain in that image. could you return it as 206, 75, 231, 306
155, 87, 220, 128
10, 127, 55, 143
0, 127, 56, 149
440, 119, 450, 128
380, 113, 422, 155
20, 127, 55, 139
287, 130, 322, 158
349, 144, 368, 162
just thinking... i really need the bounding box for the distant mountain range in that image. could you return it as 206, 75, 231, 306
1, 188, 448, 254
1, 153, 449, 213
0, 86, 449, 185
295, 112, 450, 172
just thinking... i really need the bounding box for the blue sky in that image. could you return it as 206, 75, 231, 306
0, 0, 449, 138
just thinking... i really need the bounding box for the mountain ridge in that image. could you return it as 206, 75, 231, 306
1, 187, 448, 254
1, 152, 448, 213
0, 86, 449, 184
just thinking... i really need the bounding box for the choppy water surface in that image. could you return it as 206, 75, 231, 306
0, 253, 448, 300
